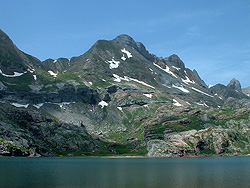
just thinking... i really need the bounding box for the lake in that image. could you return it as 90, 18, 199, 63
1, 156, 250, 188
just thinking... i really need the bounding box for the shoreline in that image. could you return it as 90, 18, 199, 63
1, 153, 250, 158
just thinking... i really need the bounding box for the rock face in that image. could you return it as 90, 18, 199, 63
42, 58, 71, 72
0, 29, 250, 157
0, 107, 104, 156
0, 87, 100, 105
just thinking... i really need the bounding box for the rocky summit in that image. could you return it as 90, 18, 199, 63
0, 29, 250, 157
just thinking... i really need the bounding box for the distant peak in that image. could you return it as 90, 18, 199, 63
227, 78, 242, 92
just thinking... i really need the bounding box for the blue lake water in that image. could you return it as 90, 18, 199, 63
1, 156, 250, 188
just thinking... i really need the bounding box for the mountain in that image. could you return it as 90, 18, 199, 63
210, 78, 247, 100
0, 29, 250, 157
243, 87, 250, 97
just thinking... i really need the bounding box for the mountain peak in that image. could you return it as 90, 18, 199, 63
0, 29, 14, 47
114, 34, 135, 41
164, 54, 185, 70
227, 78, 242, 92
112, 34, 138, 49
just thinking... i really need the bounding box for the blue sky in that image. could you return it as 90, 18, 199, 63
1, 0, 250, 87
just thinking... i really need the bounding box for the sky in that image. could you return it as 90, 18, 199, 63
0, 0, 250, 87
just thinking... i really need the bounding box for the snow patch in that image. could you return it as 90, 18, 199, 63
11, 103, 29, 108
191, 87, 214, 98
113, 74, 122, 82
172, 66, 181, 71
182, 76, 195, 85
143, 93, 153, 98
33, 103, 44, 109
98, 101, 108, 108
48, 70, 58, 78
173, 99, 182, 107
153, 63, 177, 78
196, 102, 209, 107
117, 107, 123, 112
121, 55, 126, 61
57, 102, 75, 108
172, 84, 190, 93
0, 69, 27, 77
128, 77, 155, 89
53, 59, 57, 63
121, 48, 132, 58
106, 59, 120, 69
33, 102, 76, 109
166, 85, 171, 89
33, 75, 37, 80
215, 93, 223, 100
208, 85, 214, 88
83, 81, 92, 87
113, 74, 155, 89
28, 68, 35, 73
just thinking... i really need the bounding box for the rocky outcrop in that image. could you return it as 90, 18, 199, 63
147, 119, 250, 157
145, 104, 250, 157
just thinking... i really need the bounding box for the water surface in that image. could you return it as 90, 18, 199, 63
1, 156, 250, 188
